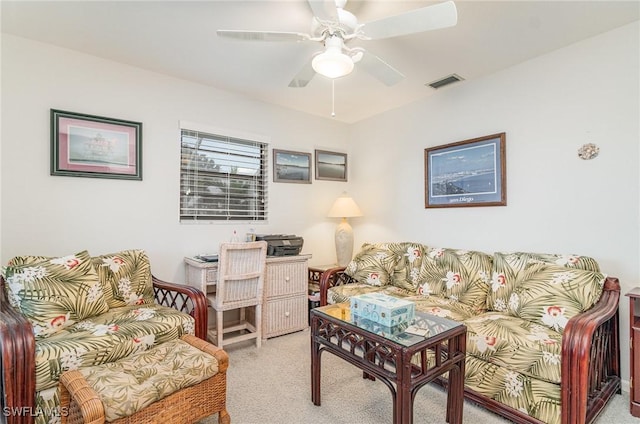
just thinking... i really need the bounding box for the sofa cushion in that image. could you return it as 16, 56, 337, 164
78, 338, 219, 421
34, 304, 195, 393
344, 243, 400, 287
327, 283, 414, 305
464, 312, 563, 384
3, 250, 109, 339
387, 242, 430, 292
416, 247, 492, 313
92, 249, 155, 308
486, 252, 605, 332
486, 252, 602, 313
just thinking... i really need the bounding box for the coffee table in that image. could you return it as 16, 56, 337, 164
310, 303, 466, 424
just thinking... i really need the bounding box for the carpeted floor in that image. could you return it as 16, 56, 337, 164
202, 328, 639, 424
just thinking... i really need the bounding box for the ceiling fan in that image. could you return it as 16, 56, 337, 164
217, 0, 457, 88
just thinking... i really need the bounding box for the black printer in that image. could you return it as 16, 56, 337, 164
255, 234, 304, 256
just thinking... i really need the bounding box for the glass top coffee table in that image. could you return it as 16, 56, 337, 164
310, 302, 466, 424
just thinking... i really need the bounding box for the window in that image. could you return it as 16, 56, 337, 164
180, 127, 268, 221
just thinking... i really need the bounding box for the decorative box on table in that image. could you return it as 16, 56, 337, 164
350, 292, 415, 327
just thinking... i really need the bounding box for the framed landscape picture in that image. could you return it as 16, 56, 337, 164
273, 149, 311, 183
315, 150, 347, 181
424, 133, 506, 208
51, 109, 142, 180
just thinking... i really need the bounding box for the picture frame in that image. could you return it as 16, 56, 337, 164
315, 150, 347, 181
51, 109, 142, 180
273, 149, 312, 183
424, 132, 506, 208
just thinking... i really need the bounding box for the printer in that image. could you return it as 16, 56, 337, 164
255, 234, 304, 257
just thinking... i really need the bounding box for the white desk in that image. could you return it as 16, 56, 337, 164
184, 254, 312, 339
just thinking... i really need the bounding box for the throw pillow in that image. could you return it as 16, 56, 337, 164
345, 243, 399, 287
92, 249, 155, 308
416, 247, 492, 312
486, 251, 601, 312
3, 250, 109, 339
506, 263, 606, 333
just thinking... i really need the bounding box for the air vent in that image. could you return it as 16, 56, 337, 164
426, 74, 465, 89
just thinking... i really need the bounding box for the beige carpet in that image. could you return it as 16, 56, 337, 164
202, 328, 638, 424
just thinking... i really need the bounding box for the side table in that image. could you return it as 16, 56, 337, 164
308, 264, 338, 323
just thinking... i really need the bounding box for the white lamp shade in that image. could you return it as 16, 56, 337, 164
328, 195, 363, 218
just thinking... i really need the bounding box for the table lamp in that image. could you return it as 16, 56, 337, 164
327, 193, 363, 267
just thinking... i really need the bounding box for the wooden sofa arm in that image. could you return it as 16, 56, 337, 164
152, 275, 209, 340
0, 276, 36, 424
318, 267, 349, 306
561, 276, 621, 424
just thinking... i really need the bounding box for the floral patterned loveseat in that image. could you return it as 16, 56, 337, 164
0, 249, 209, 424
319, 242, 621, 424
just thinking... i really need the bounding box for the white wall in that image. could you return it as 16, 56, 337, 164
349, 22, 640, 384
0, 35, 352, 281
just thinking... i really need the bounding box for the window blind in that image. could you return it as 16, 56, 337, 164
180, 129, 268, 221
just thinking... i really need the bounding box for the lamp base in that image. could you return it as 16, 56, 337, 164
335, 218, 354, 267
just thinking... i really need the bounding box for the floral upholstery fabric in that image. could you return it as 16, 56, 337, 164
416, 247, 493, 313
3, 251, 109, 339
330, 243, 606, 424
34, 304, 195, 424
79, 338, 218, 422
92, 249, 155, 308
486, 252, 605, 332
344, 243, 401, 287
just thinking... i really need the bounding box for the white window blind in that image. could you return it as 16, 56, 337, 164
180, 129, 268, 221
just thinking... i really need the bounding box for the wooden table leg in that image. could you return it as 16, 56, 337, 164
310, 316, 322, 406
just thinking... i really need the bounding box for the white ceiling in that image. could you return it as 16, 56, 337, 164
2, 1, 638, 123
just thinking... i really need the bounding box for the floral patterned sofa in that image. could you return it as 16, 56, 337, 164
0, 249, 209, 424
319, 242, 621, 424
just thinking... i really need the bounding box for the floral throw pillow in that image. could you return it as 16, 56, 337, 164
92, 249, 155, 308
506, 264, 606, 333
3, 250, 109, 339
345, 243, 399, 287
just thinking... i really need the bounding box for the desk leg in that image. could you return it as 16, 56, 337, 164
310, 316, 322, 406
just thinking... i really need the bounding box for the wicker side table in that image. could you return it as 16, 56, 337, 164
59, 335, 230, 424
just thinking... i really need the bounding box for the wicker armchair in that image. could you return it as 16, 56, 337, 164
0, 275, 208, 424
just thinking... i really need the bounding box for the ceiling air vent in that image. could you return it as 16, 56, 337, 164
426, 74, 464, 89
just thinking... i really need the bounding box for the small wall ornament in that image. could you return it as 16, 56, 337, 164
578, 143, 599, 160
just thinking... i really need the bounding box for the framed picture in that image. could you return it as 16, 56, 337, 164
273, 149, 312, 183
424, 132, 506, 208
315, 150, 347, 181
51, 109, 142, 180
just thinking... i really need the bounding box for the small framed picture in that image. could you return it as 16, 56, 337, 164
424, 133, 506, 208
315, 150, 347, 181
51, 109, 142, 180
273, 149, 312, 183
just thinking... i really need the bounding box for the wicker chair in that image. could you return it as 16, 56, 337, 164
209, 241, 268, 348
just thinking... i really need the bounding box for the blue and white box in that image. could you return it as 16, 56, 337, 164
350, 292, 415, 327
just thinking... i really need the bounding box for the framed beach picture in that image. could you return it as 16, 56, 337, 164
315, 150, 347, 181
51, 109, 142, 180
424, 133, 506, 208
273, 149, 312, 183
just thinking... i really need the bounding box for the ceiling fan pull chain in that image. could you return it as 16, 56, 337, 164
331, 79, 336, 118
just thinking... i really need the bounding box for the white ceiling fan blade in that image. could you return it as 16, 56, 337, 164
358, 50, 404, 86
362, 1, 458, 40
288, 60, 316, 88
217, 30, 310, 42
307, 0, 338, 21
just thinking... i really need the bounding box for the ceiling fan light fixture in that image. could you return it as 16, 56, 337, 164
312, 35, 354, 79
